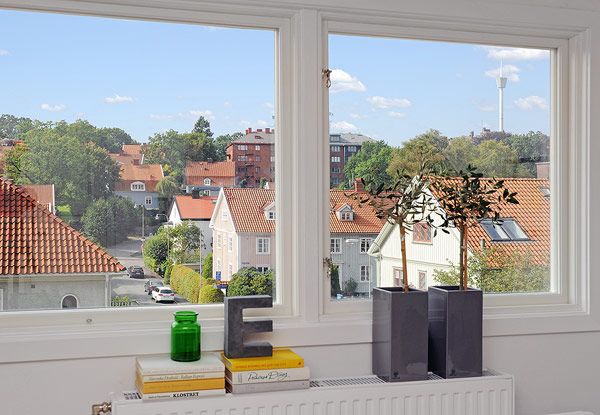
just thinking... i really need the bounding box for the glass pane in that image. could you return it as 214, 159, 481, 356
329, 34, 551, 297
0, 10, 275, 311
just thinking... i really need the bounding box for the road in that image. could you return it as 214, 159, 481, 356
106, 237, 189, 306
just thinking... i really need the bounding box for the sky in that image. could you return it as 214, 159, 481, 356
0, 10, 549, 147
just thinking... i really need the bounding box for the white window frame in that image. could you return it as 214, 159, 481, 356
228, 236, 233, 252
228, 263, 233, 280
331, 156, 340, 162
216, 258, 221, 272
257, 237, 271, 254
144, 196, 152, 205
237, 155, 248, 161
238, 144, 248, 151
330, 238, 341, 254
0, 1, 594, 366
130, 181, 145, 191
360, 265, 370, 282
204, 178, 211, 186
359, 238, 371, 253
331, 145, 340, 152
255, 145, 261, 151
256, 265, 270, 273
216, 233, 221, 249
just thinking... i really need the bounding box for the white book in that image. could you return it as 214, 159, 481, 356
226, 367, 310, 385
141, 371, 225, 383
136, 353, 224, 375
226, 379, 310, 394
139, 388, 226, 400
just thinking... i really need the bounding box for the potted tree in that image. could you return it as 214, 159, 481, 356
428, 165, 518, 378
352, 164, 437, 382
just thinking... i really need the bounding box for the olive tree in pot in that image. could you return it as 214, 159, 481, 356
351, 164, 437, 382
428, 165, 518, 378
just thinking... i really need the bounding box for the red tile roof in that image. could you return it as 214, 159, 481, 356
174, 195, 218, 220
0, 179, 125, 275
186, 161, 235, 186
122, 144, 143, 155
109, 153, 143, 165
222, 188, 384, 234
115, 163, 164, 192
430, 177, 550, 265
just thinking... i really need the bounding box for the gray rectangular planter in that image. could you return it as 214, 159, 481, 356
428, 285, 483, 379
372, 287, 428, 382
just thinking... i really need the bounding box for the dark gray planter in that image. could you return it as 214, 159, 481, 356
372, 287, 428, 382
428, 285, 483, 379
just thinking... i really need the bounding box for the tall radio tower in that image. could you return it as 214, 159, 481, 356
496, 62, 507, 132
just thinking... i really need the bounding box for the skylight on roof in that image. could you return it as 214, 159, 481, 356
480, 219, 530, 242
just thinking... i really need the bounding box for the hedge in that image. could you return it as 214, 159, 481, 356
198, 284, 224, 303
170, 265, 201, 303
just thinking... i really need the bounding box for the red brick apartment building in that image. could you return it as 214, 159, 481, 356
329, 133, 374, 188
226, 128, 275, 187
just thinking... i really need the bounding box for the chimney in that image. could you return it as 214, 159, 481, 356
354, 179, 364, 193
480, 237, 486, 250
257, 129, 263, 133
207, 158, 213, 164
265, 128, 270, 133
247, 128, 252, 134
192, 189, 201, 199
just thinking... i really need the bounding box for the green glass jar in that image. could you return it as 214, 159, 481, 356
171, 311, 200, 362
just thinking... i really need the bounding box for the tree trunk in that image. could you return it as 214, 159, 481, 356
463, 225, 469, 290
459, 223, 465, 290
400, 225, 408, 292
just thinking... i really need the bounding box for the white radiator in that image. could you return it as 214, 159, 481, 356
109, 370, 513, 415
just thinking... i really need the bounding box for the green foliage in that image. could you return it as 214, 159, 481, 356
239, 178, 248, 188
192, 116, 214, 138
170, 265, 202, 303
343, 277, 358, 295
433, 247, 550, 293
169, 221, 205, 264
259, 177, 268, 188
227, 267, 275, 297
387, 129, 448, 177
62, 119, 137, 153
198, 284, 225, 303
214, 132, 242, 161
0, 114, 41, 140
202, 253, 213, 279
142, 232, 169, 270
501, 131, 550, 176
330, 264, 341, 296
343, 140, 393, 189
164, 261, 174, 285
4, 143, 28, 181
81, 196, 137, 247
111, 295, 135, 307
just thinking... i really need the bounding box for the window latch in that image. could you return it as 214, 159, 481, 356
322, 69, 332, 88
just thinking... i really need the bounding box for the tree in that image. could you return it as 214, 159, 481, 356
443, 137, 478, 174
214, 132, 242, 161
0, 114, 41, 140
430, 165, 519, 290
184, 132, 218, 162
143, 129, 187, 176
474, 140, 528, 178
343, 140, 393, 189
387, 129, 448, 177
81, 196, 137, 246
156, 174, 181, 212
502, 131, 550, 176
330, 264, 341, 296
198, 285, 225, 303
4, 143, 28, 181
169, 221, 205, 263
202, 253, 213, 279
227, 267, 274, 297
192, 116, 213, 138
433, 246, 550, 293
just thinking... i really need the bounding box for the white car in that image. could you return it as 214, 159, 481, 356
152, 286, 175, 303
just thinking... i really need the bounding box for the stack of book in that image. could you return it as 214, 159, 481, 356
221, 348, 310, 394
135, 353, 226, 400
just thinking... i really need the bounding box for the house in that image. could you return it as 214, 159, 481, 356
18, 184, 56, 214
226, 128, 275, 187
0, 178, 125, 310
368, 178, 550, 290
168, 191, 218, 258
114, 162, 164, 210
210, 186, 384, 295
184, 159, 235, 195
329, 133, 374, 188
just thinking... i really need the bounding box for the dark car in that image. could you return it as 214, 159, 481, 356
144, 279, 164, 295
128, 265, 145, 278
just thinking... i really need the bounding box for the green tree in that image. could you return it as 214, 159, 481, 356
192, 116, 214, 138
474, 140, 528, 178
144, 129, 187, 176
81, 196, 137, 246
184, 132, 218, 162
214, 132, 242, 161
202, 253, 213, 279
330, 264, 341, 296
198, 285, 225, 303
169, 221, 205, 264
343, 140, 393, 189
142, 232, 169, 271
502, 131, 550, 176
444, 136, 478, 174
387, 129, 448, 177
227, 267, 274, 297
4, 143, 28, 181
0, 114, 41, 140
156, 174, 181, 212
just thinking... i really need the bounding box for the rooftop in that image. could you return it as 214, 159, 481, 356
173, 195, 218, 220
185, 161, 235, 187
116, 163, 164, 191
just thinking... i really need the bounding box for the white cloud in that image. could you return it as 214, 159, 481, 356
349, 114, 363, 119
190, 110, 216, 121
150, 110, 215, 121
484, 46, 549, 61
223, 102, 233, 107
474, 100, 497, 112
104, 94, 137, 104
367, 96, 412, 109
261, 102, 274, 109
256, 120, 268, 128
387, 112, 406, 118
41, 104, 67, 112
485, 64, 521, 82
329, 69, 367, 93
514, 95, 549, 111
0, 50, 8, 56
239, 120, 272, 129
75, 112, 85, 118
331, 121, 358, 132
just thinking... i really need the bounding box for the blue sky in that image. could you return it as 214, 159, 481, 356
0, 10, 549, 147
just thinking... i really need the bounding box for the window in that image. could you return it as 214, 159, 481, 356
255, 145, 261, 151
331, 167, 341, 173
480, 219, 529, 241
256, 167, 261, 173
331, 156, 340, 163
257, 266, 270, 273
360, 238, 372, 253
347, 146, 357, 152
331, 145, 341, 152
255, 156, 261, 162
216, 233, 222, 249
331, 177, 340, 185
257, 237, 270, 254
339, 211, 352, 221
228, 264, 233, 280
130, 182, 145, 191
238, 167, 247, 172
204, 178, 211, 186
61, 294, 78, 309
270, 156, 275, 162
360, 265, 370, 282
331, 134, 341, 142
228, 236, 233, 252
266, 211, 275, 220
418, 271, 427, 290
330, 238, 342, 254
238, 155, 248, 162
413, 223, 432, 243
222, 211, 228, 221
144, 196, 152, 205
270, 167, 275, 173
393, 268, 403, 287
238, 145, 248, 151
216, 259, 221, 272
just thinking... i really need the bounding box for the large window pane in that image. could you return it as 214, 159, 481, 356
0, 10, 275, 311
328, 34, 550, 299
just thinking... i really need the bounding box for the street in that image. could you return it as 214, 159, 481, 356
106, 237, 189, 306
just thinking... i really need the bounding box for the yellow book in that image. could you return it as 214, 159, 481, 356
221, 349, 304, 372
135, 372, 225, 393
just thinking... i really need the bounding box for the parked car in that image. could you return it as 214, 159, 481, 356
144, 279, 164, 294
152, 286, 175, 303
128, 265, 145, 278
